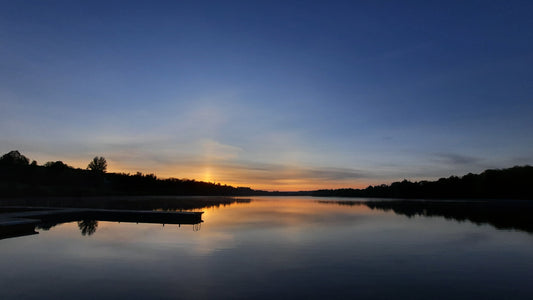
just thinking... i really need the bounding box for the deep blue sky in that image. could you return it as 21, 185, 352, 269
1, 1, 532, 190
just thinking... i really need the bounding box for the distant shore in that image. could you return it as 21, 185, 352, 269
1, 150, 532, 200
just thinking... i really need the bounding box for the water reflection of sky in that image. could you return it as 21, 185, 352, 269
1, 197, 533, 299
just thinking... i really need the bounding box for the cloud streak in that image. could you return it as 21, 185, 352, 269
432, 153, 481, 166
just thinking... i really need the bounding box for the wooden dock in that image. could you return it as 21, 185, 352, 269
0, 206, 203, 240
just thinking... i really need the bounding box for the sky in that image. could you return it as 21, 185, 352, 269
1, 0, 532, 191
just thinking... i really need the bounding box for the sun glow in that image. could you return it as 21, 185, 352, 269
102, 157, 372, 191
203, 167, 214, 183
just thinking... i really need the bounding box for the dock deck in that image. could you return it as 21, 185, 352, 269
0, 206, 204, 239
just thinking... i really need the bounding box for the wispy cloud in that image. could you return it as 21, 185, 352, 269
432, 153, 481, 166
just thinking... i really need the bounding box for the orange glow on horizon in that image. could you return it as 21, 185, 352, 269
52, 159, 372, 192
112, 165, 370, 191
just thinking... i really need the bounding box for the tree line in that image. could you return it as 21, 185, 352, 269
312, 165, 533, 199
1, 150, 532, 199
0, 150, 259, 197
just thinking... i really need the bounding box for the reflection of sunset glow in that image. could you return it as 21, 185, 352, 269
30, 197, 390, 263
201, 197, 378, 227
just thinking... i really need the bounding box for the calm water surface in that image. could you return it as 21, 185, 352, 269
1, 196, 533, 299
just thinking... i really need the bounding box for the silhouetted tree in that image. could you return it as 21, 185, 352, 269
44, 161, 71, 170
0, 150, 29, 166
87, 156, 107, 173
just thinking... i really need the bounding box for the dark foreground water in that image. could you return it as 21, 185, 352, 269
1, 196, 533, 299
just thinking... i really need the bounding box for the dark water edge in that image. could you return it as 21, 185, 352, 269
0, 196, 251, 211
318, 199, 533, 234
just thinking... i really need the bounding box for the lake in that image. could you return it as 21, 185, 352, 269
1, 196, 533, 299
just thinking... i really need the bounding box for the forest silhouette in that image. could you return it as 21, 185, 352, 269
1, 150, 532, 199
0, 150, 258, 197
312, 166, 533, 199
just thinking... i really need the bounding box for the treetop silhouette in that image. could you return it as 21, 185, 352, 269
88, 156, 107, 173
